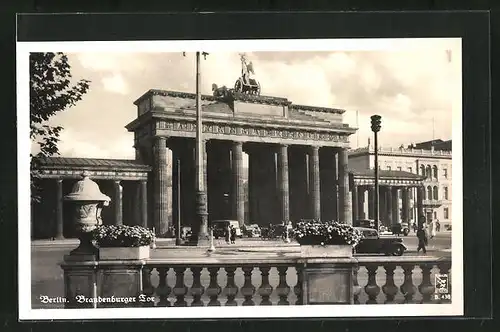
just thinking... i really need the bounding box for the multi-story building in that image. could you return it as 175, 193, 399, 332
348, 139, 452, 228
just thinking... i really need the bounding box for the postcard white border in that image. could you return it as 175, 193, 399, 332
17, 38, 463, 320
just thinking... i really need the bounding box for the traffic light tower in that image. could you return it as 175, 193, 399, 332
370, 115, 382, 232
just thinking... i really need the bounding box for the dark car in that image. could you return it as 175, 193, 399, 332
391, 222, 410, 236
354, 227, 407, 256
354, 219, 376, 229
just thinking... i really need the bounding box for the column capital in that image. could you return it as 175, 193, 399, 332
310, 145, 320, 152
56, 179, 63, 184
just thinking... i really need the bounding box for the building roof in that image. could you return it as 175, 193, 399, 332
351, 169, 424, 180
33, 156, 151, 171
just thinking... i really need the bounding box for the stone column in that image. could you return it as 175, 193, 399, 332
153, 136, 169, 236
352, 184, 358, 221
368, 187, 374, 219
417, 185, 425, 227
278, 144, 290, 222
357, 186, 366, 220
385, 186, 393, 227
309, 146, 321, 220
402, 187, 409, 223
56, 179, 64, 239
113, 180, 123, 226
172, 147, 181, 233
232, 141, 245, 226
392, 187, 399, 224
338, 148, 352, 225
140, 180, 148, 228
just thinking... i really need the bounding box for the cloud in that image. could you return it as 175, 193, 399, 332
102, 73, 129, 95
43, 45, 459, 158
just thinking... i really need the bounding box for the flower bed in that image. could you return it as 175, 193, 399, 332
292, 220, 362, 246
93, 225, 155, 248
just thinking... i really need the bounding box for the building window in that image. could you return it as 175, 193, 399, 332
408, 167, 413, 173
444, 207, 449, 219
433, 186, 438, 200
444, 187, 449, 200
443, 168, 448, 179
426, 165, 432, 178
387, 166, 392, 171
420, 165, 425, 176
432, 165, 438, 179
427, 186, 432, 200
433, 211, 437, 219
397, 166, 402, 171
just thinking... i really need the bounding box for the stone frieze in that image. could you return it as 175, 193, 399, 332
154, 120, 349, 143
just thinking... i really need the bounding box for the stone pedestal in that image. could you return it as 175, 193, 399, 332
301, 258, 357, 305
60, 258, 98, 309
98, 261, 145, 308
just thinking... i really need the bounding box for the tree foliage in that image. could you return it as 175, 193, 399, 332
30, 52, 90, 157
30, 52, 90, 201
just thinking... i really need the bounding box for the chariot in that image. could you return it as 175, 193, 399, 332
234, 53, 261, 95
234, 76, 261, 95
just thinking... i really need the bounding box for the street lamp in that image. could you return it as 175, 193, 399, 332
184, 51, 210, 246
370, 115, 382, 232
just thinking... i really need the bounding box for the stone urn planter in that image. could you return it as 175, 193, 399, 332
292, 220, 362, 305
93, 225, 155, 261
99, 245, 150, 260
300, 244, 353, 258
292, 220, 362, 259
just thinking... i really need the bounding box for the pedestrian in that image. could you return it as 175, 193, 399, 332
225, 224, 230, 244
430, 219, 436, 239
416, 225, 428, 254
412, 222, 417, 233
436, 219, 441, 232
230, 225, 236, 244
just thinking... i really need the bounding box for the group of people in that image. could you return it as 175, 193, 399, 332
224, 224, 237, 244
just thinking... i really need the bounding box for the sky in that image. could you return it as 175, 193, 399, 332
30, 39, 461, 159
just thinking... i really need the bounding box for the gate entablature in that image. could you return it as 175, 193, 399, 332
127, 89, 357, 148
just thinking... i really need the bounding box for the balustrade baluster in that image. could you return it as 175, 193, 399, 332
241, 266, 256, 306
223, 267, 239, 306
173, 267, 188, 307
437, 261, 452, 304
156, 267, 171, 307
190, 267, 205, 306
294, 266, 303, 305
258, 266, 273, 305
381, 264, 398, 304
352, 265, 361, 304
400, 264, 417, 303
206, 267, 222, 306
418, 263, 435, 303
364, 264, 380, 304
141, 267, 156, 307
276, 266, 290, 305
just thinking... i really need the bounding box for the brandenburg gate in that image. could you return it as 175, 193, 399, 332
127, 88, 357, 236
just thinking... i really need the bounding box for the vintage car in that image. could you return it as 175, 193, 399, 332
390, 222, 410, 236
211, 220, 243, 239
354, 227, 407, 256
242, 224, 261, 237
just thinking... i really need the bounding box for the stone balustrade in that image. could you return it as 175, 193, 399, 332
70, 256, 450, 307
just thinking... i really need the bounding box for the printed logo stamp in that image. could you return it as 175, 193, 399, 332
434, 274, 451, 301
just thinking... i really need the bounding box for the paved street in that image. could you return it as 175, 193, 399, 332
29, 232, 451, 309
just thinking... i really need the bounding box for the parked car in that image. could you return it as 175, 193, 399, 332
354, 219, 376, 229
211, 220, 243, 239
391, 222, 410, 236
243, 224, 261, 237
354, 227, 407, 256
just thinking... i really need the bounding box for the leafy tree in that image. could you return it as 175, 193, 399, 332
30, 52, 90, 201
